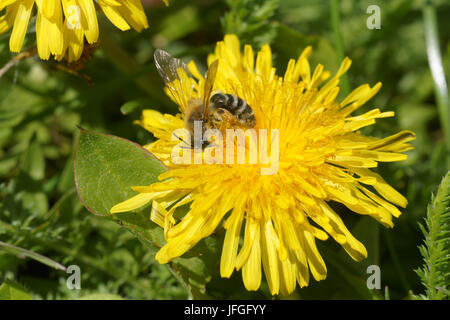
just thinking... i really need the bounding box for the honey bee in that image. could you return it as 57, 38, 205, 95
154, 49, 256, 148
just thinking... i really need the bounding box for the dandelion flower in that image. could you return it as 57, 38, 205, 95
111, 35, 415, 295
0, 0, 167, 61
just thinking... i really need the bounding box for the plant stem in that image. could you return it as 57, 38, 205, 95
0, 47, 37, 78
423, 1, 450, 168
330, 0, 350, 96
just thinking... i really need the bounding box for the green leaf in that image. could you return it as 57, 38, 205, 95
170, 235, 222, 299
0, 280, 32, 300
73, 128, 169, 255
22, 141, 45, 181
73, 128, 225, 298
73, 128, 167, 217
120, 100, 144, 115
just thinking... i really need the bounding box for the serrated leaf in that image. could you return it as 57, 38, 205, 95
415, 171, 450, 300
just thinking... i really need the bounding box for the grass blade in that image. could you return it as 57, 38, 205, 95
0, 241, 66, 271
330, 0, 350, 96
423, 1, 450, 166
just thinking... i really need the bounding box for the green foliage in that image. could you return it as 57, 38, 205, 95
0, 279, 32, 300
222, 0, 280, 48
0, 0, 449, 300
415, 171, 450, 300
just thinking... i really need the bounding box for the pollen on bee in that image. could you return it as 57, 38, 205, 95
170, 121, 279, 175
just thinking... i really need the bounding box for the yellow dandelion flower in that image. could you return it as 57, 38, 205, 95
0, 0, 167, 61
111, 34, 415, 295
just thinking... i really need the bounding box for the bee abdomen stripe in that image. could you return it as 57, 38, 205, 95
239, 107, 254, 119
226, 95, 248, 114
225, 94, 235, 106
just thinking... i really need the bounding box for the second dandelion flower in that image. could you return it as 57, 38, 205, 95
0, 0, 167, 61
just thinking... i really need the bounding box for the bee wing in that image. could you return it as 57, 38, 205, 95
202, 59, 219, 120
154, 49, 192, 110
